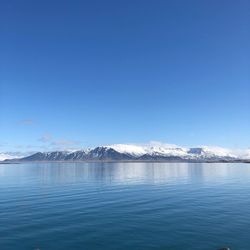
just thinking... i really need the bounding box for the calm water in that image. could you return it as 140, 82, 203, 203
1, 163, 250, 250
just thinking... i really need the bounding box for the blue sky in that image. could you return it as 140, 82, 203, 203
0, 0, 249, 152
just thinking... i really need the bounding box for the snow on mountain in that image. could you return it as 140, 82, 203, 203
146, 145, 188, 157
107, 144, 147, 156
107, 144, 235, 158
0, 153, 12, 161
200, 146, 236, 157
2, 143, 250, 162
244, 149, 250, 159
0, 152, 26, 161
106, 143, 249, 160
107, 143, 188, 157
188, 146, 237, 159
233, 149, 250, 160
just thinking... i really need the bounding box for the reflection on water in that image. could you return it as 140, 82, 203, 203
1, 162, 249, 185
1, 162, 250, 250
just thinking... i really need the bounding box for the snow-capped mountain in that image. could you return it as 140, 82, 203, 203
3, 143, 249, 162
0, 152, 27, 161
107, 144, 238, 160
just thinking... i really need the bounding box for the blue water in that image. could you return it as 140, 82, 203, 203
1, 163, 250, 250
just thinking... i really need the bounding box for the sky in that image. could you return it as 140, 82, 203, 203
0, 0, 250, 153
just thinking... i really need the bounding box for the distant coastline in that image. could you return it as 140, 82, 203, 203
2, 160, 250, 164
2, 144, 249, 164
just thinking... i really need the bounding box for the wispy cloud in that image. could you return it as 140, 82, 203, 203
51, 139, 80, 146
0, 142, 8, 148
48, 139, 82, 151
38, 133, 52, 143
18, 119, 34, 125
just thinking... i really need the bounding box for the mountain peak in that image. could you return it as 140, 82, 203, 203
1, 143, 250, 162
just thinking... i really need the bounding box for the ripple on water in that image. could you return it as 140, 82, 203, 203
1, 162, 250, 250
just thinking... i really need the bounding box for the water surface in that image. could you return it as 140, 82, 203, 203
1, 162, 250, 250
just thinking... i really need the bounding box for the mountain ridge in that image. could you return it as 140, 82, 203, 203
2, 144, 250, 163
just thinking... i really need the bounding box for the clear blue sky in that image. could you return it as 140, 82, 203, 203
0, 0, 249, 152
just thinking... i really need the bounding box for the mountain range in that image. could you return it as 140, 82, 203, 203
2, 144, 250, 163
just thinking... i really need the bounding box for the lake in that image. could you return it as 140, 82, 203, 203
1, 162, 250, 250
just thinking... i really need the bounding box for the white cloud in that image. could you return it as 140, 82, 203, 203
18, 119, 34, 125
51, 139, 80, 146
38, 133, 52, 143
